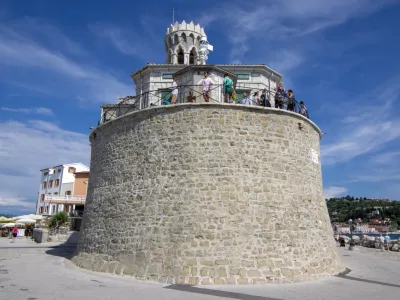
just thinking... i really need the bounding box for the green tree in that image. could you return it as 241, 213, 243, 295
48, 211, 70, 229
390, 220, 398, 231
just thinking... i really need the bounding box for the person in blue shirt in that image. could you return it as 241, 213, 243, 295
385, 234, 391, 251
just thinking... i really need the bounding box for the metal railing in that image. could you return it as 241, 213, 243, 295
44, 195, 86, 201
99, 84, 309, 125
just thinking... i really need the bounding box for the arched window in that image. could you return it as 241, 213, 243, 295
177, 48, 184, 64
189, 33, 195, 45
174, 34, 179, 45
189, 48, 197, 65
181, 33, 187, 43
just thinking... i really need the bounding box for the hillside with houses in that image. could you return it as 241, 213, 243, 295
326, 196, 400, 232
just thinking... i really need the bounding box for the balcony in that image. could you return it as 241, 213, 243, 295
44, 194, 86, 204
99, 82, 309, 126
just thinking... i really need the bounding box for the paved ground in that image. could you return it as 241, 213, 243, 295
0, 237, 399, 300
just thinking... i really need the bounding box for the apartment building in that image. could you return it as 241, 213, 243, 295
36, 163, 90, 215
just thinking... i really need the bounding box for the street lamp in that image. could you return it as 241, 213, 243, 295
348, 219, 355, 250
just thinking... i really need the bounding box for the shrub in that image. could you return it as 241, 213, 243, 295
48, 211, 70, 229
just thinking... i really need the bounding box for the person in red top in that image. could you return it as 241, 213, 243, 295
11, 225, 18, 243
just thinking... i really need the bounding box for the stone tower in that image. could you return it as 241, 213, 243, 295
164, 21, 206, 65
73, 104, 344, 285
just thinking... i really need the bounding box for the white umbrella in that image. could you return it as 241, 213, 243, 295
14, 214, 43, 221
2, 223, 16, 228
16, 218, 36, 224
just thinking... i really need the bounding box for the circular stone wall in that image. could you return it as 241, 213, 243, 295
73, 104, 344, 285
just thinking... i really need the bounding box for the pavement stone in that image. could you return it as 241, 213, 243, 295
0, 237, 399, 300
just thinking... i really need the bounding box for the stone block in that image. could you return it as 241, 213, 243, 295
209, 269, 215, 278
200, 268, 209, 276
200, 260, 214, 266
239, 269, 247, 278
186, 259, 197, 266
191, 267, 198, 276
215, 259, 229, 265
188, 277, 200, 285
237, 278, 249, 285
201, 278, 212, 285
247, 270, 262, 277
214, 278, 226, 285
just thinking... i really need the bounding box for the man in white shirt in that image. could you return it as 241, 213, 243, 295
197, 72, 212, 102
171, 77, 178, 104
379, 234, 385, 251
241, 92, 252, 105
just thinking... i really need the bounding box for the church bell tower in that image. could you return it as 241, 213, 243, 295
164, 21, 206, 65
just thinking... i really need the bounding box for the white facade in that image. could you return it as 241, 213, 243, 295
100, 20, 283, 122
36, 163, 89, 215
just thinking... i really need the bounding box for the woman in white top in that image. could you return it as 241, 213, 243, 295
171, 77, 178, 104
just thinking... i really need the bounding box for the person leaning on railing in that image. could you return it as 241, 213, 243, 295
275, 82, 286, 109
252, 92, 261, 106
299, 101, 309, 119
286, 90, 296, 112
223, 74, 233, 103
171, 77, 178, 104
261, 88, 271, 107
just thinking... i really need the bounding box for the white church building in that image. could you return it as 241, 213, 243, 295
101, 21, 283, 123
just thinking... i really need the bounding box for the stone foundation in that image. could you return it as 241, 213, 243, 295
73, 103, 344, 284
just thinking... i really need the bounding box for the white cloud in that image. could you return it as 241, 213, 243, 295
200, 0, 395, 68
0, 20, 133, 103
370, 151, 400, 165
324, 186, 348, 199
89, 23, 159, 61
321, 81, 400, 165
0, 120, 90, 212
1, 107, 54, 116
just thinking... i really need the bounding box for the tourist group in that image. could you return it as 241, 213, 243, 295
168, 72, 309, 119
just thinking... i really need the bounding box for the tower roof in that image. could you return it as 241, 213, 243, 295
166, 21, 205, 35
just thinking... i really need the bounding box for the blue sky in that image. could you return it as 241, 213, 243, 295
1, 0, 400, 214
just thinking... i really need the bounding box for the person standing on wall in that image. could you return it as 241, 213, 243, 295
275, 82, 286, 109
385, 234, 391, 252
286, 90, 296, 112
11, 225, 18, 243
171, 77, 179, 104
197, 72, 212, 102
261, 88, 271, 107
379, 234, 385, 251
223, 74, 233, 103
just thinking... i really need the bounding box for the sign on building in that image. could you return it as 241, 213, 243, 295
311, 148, 319, 164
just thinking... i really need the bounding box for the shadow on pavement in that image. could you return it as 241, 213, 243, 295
337, 274, 400, 288
45, 231, 80, 259
164, 284, 283, 300
45, 244, 77, 259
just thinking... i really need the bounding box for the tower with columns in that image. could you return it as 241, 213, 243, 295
164, 21, 206, 65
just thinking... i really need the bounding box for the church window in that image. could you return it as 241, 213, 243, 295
236, 74, 250, 80
189, 49, 196, 65
162, 73, 174, 79
177, 48, 184, 64
181, 33, 187, 43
